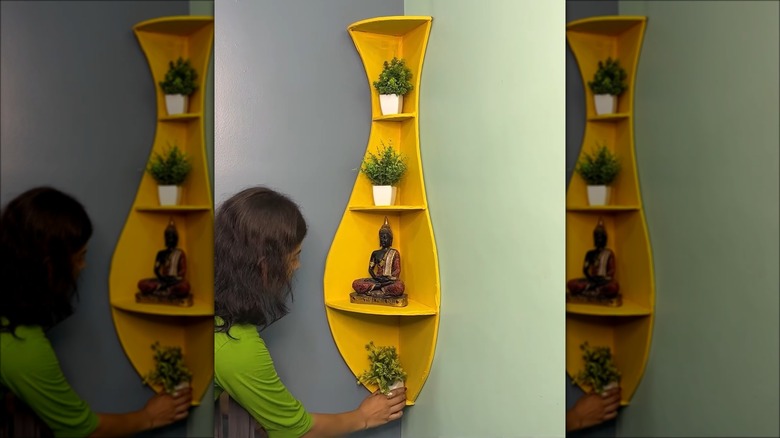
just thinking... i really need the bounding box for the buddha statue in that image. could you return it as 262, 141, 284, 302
566, 218, 620, 304
136, 219, 192, 306
351, 217, 406, 305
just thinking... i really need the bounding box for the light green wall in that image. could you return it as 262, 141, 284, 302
403, 1, 565, 436
616, 1, 779, 436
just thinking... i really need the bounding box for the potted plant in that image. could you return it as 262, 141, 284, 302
572, 342, 621, 395
146, 144, 192, 206
575, 143, 620, 206
357, 342, 407, 395
359, 140, 407, 206
143, 342, 192, 394
159, 57, 198, 115
587, 57, 627, 115
373, 57, 413, 116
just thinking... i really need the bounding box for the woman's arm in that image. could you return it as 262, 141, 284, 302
304, 389, 407, 438
89, 389, 192, 437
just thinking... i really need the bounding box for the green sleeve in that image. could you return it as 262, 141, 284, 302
215, 327, 313, 438
0, 327, 99, 438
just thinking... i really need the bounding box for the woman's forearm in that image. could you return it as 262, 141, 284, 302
303, 411, 366, 438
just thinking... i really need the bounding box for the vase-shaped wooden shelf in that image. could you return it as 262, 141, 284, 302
109, 16, 214, 405
323, 16, 438, 406
566, 16, 654, 406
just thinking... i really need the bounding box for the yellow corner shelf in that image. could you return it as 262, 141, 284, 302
324, 16, 438, 405
566, 16, 655, 405
109, 16, 214, 405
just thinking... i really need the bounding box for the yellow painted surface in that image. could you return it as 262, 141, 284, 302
566, 16, 655, 404
323, 16, 438, 405
109, 16, 214, 405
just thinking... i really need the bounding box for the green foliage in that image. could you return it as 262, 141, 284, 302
146, 145, 192, 186
357, 342, 407, 394
143, 342, 192, 394
373, 57, 413, 96
588, 57, 627, 96
159, 57, 198, 96
359, 140, 407, 186
575, 144, 620, 185
573, 342, 621, 394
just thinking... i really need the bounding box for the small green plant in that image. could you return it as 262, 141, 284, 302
359, 141, 407, 186
143, 342, 192, 394
575, 144, 620, 185
357, 342, 407, 394
146, 145, 192, 185
573, 342, 620, 394
373, 57, 413, 96
159, 57, 198, 96
588, 57, 627, 96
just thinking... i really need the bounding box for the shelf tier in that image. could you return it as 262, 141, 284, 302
373, 113, 416, 122
566, 313, 653, 405
111, 309, 212, 406
348, 205, 425, 212
566, 16, 653, 405
566, 298, 651, 316
111, 297, 213, 317
587, 113, 630, 123
325, 298, 437, 316
325, 308, 438, 406
160, 113, 202, 122
136, 205, 212, 212
566, 205, 640, 212
109, 16, 214, 405
324, 16, 438, 405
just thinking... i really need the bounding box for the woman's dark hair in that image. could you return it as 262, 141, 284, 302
0, 187, 93, 334
215, 186, 308, 334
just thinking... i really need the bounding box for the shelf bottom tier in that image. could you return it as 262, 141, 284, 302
325, 308, 439, 405
566, 313, 653, 404
111, 309, 213, 405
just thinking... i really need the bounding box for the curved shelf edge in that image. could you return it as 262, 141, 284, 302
373, 113, 416, 122
160, 113, 202, 122
325, 299, 437, 316
111, 299, 213, 317
348, 205, 426, 212
566, 205, 640, 212
135, 205, 212, 212
565, 299, 651, 316
133, 16, 214, 34
566, 16, 646, 34
348, 16, 431, 35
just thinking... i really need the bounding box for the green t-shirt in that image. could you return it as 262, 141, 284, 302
0, 320, 100, 438
214, 319, 313, 438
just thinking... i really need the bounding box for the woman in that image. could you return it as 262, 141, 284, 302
214, 187, 406, 437
0, 187, 192, 437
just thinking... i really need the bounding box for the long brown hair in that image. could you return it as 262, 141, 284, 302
214, 187, 307, 334
0, 187, 93, 335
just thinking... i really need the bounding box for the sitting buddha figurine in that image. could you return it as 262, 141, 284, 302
136, 219, 192, 306
566, 217, 621, 306
350, 217, 407, 307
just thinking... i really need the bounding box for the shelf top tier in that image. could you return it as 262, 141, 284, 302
133, 16, 214, 35
566, 16, 646, 35
348, 16, 431, 36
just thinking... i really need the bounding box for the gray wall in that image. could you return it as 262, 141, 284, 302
565, 2, 619, 438
214, 1, 403, 438
0, 2, 205, 437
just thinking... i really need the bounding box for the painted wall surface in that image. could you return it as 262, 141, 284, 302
615, 2, 780, 437
215, 1, 404, 437
0, 2, 207, 437
565, 3, 619, 437
401, 1, 566, 436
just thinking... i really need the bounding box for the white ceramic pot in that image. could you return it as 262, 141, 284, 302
165, 94, 188, 115
594, 94, 617, 115
379, 94, 403, 116
372, 185, 397, 206
601, 381, 619, 395
587, 185, 611, 206
158, 185, 181, 206
388, 380, 404, 392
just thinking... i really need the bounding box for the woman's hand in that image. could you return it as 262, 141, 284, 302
357, 387, 407, 429
566, 386, 621, 431
142, 387, 193, 429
